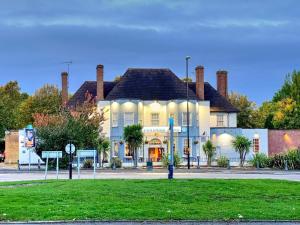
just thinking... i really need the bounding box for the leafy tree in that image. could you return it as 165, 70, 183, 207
182, 77, 193, 83
97, 138, 110, 167
232, 135, 252, 167
273, 70, 300, 103
34, 103, 104, 168
19, 84, 61, 127
202, 140, 216, 166
123, 124, 143, 168
0, 81, 28, 138
228, 92, 260, 128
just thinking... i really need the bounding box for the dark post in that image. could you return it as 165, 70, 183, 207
69, 141, 72, 179
186, 56, 191, 170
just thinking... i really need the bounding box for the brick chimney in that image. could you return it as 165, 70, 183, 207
217, 70, 228, 98
96, 64, 104, 101
195, 66, 204, 100
61, 71, 68, 106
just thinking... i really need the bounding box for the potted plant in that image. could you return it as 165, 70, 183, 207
144, 139, 149, 144
193, 140, 199, 145
163, 139, 168, 144
119, 140, 124, 145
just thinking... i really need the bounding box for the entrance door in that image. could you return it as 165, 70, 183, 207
148, 147, 164, 162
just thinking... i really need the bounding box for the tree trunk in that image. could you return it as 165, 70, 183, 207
133, 148, 138, 168
207, 156, 211, 167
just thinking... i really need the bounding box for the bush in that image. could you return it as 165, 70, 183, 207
83, 159, 93, 169
268, 149, 300, 170
110, 157, 122, 168
250, 153, 270, 168
162, 153, 181, 168
217, 156, 229, 168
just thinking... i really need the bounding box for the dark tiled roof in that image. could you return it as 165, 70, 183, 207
105, 68, 198, 101
67, 68, 238, 112
67, 81, 117, 107
189, 82, 238, 112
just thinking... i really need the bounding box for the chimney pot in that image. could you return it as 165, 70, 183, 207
61, 72, 68, 106
217, 70, 228, 98
195, 65, 204, 100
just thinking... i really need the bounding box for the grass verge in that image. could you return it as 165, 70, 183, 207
0, 179, 299, 221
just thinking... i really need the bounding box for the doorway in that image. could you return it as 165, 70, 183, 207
148, 147, 164, 162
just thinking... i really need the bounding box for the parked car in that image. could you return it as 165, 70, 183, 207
0, 152, 5, 162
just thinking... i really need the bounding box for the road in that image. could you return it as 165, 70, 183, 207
0, 168, 299, 182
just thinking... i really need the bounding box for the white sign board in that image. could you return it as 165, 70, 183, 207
142, 126, 182, 133
42, 151, 62, 159
77, 150, 97, 179
77, 150, 97, 157
65, 144, 75, 154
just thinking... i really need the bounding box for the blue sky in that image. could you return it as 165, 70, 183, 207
0, 0, 299, 105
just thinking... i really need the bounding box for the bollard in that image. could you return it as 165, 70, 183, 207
284, 160, 288, 171
227, 159, 231, 170
38, 159, 41, 170
17, 160, 20, 171
197, 156, 200, 169
112, 161, 116, 170
256, 160, 260, 170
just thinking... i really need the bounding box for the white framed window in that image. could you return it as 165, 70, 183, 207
253, 138, 260, 153
169, 113, 177, 125
217, 114, 224, 127
182, 112, 192, 126
183, 138, 192, 155
151, 113, 159, 126
112, 141, 119, 157
125, 144, 133, 157
124, 112, 134, 126
112, 112, 118, 127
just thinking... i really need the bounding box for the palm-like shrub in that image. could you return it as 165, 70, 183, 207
217, 156, 229, 168
123, 124, 143, 168
97, 138, 110, 167
162, 153, 181, 168
250, 153, 270, 168
232, 135, 252, 167
202, 140, 216, 166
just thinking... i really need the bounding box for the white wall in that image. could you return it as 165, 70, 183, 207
98, 101, 111, 138
242, 129, 269, 157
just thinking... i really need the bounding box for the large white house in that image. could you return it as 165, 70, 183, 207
67, 64, 268, 166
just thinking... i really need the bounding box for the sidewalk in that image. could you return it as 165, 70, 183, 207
0, 167, 299, 182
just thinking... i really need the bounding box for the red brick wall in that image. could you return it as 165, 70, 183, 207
268, 130, 300, 155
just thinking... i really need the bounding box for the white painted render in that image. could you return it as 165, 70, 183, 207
210, 112, 237, 128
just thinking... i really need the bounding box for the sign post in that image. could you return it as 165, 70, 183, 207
65, 142, 75, 180
76, 150, 97, 179
42, 151, 62, 180
168, 118, 174, 179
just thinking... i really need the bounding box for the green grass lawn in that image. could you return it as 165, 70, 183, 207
0, 179, 299, 221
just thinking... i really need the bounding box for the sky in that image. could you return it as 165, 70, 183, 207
0, 0, 299, 105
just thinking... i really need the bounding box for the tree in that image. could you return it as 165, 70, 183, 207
232, 135, 252, 167
19, 84, 61, 127
0, 81, 28, 138
228, 92, 260, 128
97, 138, 110, 167
123, 124, 143, 168
202, 140, 216, 166
34, 102, 104, 168
182, 77, 193, 83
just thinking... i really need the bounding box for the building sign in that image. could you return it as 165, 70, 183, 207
143, 126, 181, 133
25, 128, 35, 148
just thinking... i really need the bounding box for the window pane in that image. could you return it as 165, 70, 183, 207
182, 112, 192, 126
124, 112, 134, 126
112, 112, 118, 127
151, 113, 159, 126
217, 114, 224, 127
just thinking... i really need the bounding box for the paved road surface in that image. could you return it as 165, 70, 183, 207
0, 169, 299, 182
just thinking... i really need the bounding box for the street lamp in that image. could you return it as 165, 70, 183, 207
185, 56, 191, 169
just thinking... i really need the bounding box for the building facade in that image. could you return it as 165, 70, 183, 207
68, 65, 255, 165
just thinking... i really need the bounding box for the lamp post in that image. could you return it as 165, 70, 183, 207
186, 56, 191, 169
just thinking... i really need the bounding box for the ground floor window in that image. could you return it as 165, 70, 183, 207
253, 138, 260, 153
125, 144, 133, 157
112, 141, 119, 157
183, 138, 192, 155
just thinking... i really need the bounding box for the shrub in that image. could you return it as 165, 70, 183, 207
83, 159, 94, 168
250, 153, 270, 168
110, 157, 122, 168
217, 156, 229, 168
162, 153, 181, 168
268, 149, 300, 170
202, 140, 216, 166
